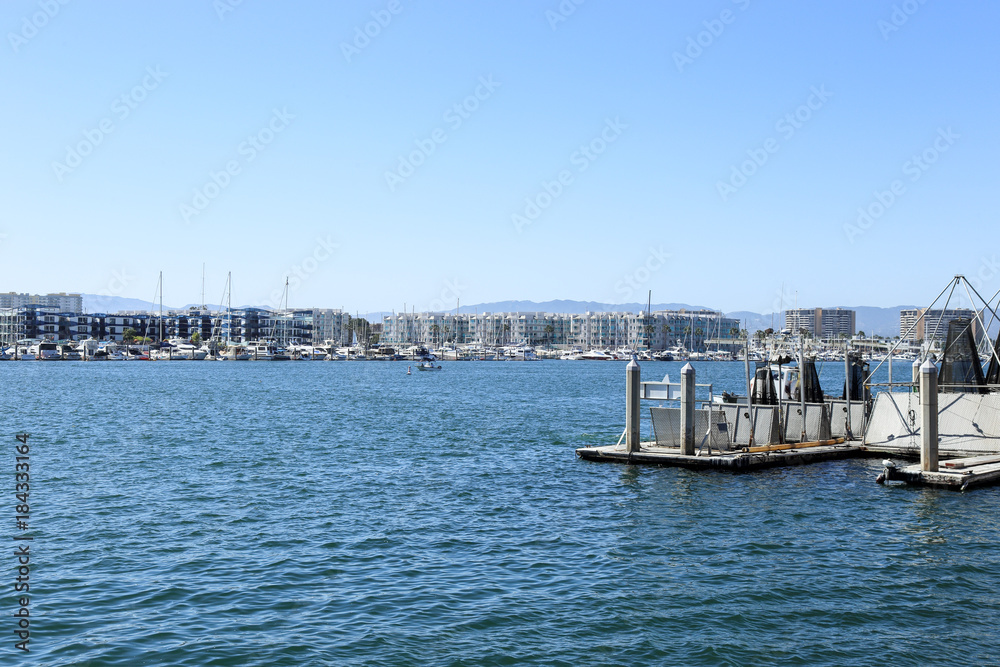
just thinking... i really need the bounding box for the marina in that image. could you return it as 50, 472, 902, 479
12, 0, 999, 662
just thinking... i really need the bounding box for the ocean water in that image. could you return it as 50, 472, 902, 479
5, 360, 1000, 665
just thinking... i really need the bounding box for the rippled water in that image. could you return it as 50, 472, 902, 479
5, 360, 1000, 665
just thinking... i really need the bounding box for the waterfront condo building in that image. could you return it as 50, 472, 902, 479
899, 308, 977, 343
0, 292, 83, 312
784, 308, 856, 339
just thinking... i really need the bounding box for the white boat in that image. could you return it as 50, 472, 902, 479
246, 340, 290, 360
58, 343, 82, 361
153, 339, 208, 360
246, 341, 275, 361
580, 349, 614, 361
33, 341, 61, 360
416, 361, 442, 371
220, 345, 252, 360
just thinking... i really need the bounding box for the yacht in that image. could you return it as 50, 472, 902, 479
246, 341, 275, 361
153, 339, 208, 360
580, 349, 614, 361
58, 343, 82, 361
32, 341, 61, 360
220, 345, 252, 360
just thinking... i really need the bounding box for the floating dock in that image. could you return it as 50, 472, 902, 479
576, 438, 862, 471
588, 346, 1000, 489
878, 454, 1000, 491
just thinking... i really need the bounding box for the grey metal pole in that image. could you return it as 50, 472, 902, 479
920, 359, 939, 472
845, 345, 852, 436
799, 337, 807, 442
626, 357, 641, 453
744, 337, 754, 446
680, 362, 695, 455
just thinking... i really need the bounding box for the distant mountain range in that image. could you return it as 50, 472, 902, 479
82, 294, 915, 337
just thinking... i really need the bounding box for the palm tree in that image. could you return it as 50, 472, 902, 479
544, 324, 555, 349
643, 324, 655, 349
430, 324, 440, 346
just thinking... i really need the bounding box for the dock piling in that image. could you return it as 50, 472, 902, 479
626, 357, 640, 453
920, 359, 939, 472
680, 363, 695, 455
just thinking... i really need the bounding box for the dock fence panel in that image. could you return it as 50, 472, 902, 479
783, 403, 832, 443
864, 392, 918, 453
650, 406, 733, 450
705, 407, 732, 451
865, 391, 1000, 456
649, 407, 680, 446
720, 405, 781, 446
829, 400, 866, 439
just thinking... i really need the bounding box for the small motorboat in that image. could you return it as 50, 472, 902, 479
416, 361, 442, 371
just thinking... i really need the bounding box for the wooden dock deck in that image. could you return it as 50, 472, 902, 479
576, 438, 864, 472
879, 454, 1000, 491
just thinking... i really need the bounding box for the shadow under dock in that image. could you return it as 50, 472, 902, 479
576, 439, 864, 471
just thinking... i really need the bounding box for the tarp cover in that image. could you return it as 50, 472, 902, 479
795, 358, 824, 403
938, 318, 985, 393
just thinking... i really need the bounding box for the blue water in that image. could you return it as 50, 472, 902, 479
5, 360, 1000, 665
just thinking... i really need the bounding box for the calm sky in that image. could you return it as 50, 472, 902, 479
3, 0, 998, 314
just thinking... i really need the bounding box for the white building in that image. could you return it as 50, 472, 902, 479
900, 308, 977, 343
0, 292, 83, 312
785, 308, 856, 339
381, 309, 740, 351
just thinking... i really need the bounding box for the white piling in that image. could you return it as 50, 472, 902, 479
626, 357, 641, 453
920, 359, 939, 472
680, 363, 695, 455
912, 358, 921, 392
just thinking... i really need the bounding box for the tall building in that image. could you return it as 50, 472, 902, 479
900, 308, 977, 343
0, 292, 83, 312
785, 308, 856, 339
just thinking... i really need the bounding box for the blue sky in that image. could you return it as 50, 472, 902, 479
2, 0, 998, 314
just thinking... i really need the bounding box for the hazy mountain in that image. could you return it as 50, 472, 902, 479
442, 299, 711, 314
82, 294, 228, 313
83, 295, 176, 313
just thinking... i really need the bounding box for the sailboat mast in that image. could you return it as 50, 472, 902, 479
158, 271, 163, 343
226, 271, 232, 346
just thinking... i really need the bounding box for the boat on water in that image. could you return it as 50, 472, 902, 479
32, 340, 61, 360
220, 345, 252, 360
58, 342, 82, 360
246, 340, 276, 361
416, 361, 442, 371
153, 339, 208, 360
